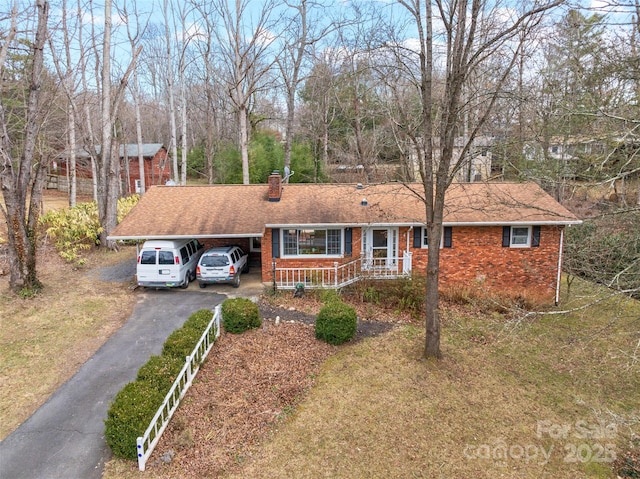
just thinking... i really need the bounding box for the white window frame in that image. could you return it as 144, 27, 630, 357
510, 226, 531, 248
421, 228, 445, 249
281, 228, 343, 257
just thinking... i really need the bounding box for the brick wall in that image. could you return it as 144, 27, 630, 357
261, 225, 563, 301
201, 238, 251, 253
409, 225, 563, 300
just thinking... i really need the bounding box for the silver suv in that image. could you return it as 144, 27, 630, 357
196, 245, 249, 288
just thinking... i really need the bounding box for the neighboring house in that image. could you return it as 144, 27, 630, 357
48, 143, 171, 195
108, 172, 581, 303
406, 136, 494, 183
523, 136, 605, 164
522, 136, 609, 181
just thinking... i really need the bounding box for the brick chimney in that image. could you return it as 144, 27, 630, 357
268, 171, 283, 202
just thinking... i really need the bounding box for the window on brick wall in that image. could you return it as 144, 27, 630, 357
282, 228, 342, 256
414, 226, 453, 248
502, 225, 541, 248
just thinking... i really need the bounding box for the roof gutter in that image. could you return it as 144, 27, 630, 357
107, 233, 263, 241
265, 219, 583, 228
443, 220, 583, 226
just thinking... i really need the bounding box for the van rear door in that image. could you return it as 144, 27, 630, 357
137, 248, 180, 287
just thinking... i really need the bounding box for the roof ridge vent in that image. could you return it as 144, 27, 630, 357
356, 183, 363, 189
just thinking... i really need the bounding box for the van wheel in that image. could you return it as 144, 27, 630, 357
181, 274, 190, 289
243, 262, 250, 273
233, 274, 241, 288
199, 282, 206, 289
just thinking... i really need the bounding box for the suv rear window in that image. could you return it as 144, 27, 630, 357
200, 255, 229, 267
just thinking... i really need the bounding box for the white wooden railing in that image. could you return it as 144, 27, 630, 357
273, 252, 412, 290
136, 304, 221, 471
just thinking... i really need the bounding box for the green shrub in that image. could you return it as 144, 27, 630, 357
315, 301, 357, 345
39, 195, 140, 263
352, 276, 425, 318
221, 298, 261, 333
104, 381, 165, 460
183, 308, 214, 334
136, 355, 183, 393
162, 326, 203, 359
319, 289, 341, 304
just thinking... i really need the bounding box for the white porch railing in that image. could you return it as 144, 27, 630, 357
273, 252, 412, 290
136, 304, 221, 471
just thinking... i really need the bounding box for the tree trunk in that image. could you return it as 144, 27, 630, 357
239, 104, 250, 184
0, 0, 49, 292
181, 84, 188, 185
164, 0, 179, 184
68, 107, 77, 207
97, 0, 116, 249
134, 93, 146, 194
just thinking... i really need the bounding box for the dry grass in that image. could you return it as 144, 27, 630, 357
102, 278, 639, 479
219, 282, 638, 479
0, 240, 137, 440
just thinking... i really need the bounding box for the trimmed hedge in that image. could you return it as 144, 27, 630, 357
105, 308, 217, 460
221, 298, 261, 333
162, 308, 214, 359
162, 326, 205, 359
183, 308, 214, 333
315, 301, 357, 345
136, 354, 183, 393
104, 381, 165, 460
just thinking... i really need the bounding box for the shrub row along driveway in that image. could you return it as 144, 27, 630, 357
0, 289, 225, 479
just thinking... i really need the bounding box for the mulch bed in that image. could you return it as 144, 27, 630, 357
143, 297, 397, 477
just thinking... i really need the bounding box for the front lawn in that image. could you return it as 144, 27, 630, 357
104, 277, 639, 478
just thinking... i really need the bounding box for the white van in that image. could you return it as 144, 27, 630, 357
136, 239, 204, 289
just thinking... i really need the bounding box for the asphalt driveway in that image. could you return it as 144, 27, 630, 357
0, 288, 227, 479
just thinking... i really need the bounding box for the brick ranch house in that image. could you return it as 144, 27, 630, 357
49, 143, 171, 195
108, 172, 581, 303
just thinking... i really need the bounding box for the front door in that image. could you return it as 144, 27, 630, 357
363, 228, 398, 269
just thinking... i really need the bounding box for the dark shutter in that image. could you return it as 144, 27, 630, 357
345, 228, 352, 255
272, 228, 280, 258
414, 227, 422, 248
532, 225, 541, 247
502, 226, 511, 247
444, 226, 452, 248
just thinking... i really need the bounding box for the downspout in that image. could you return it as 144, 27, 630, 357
555, 228, 565, 305
404, 226, 414, 276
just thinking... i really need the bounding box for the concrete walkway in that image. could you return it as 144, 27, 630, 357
0, 289, 227, 479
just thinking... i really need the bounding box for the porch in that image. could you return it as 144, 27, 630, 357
271, 252, 413, 290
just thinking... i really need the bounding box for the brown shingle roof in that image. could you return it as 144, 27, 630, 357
108, 181, 581, 240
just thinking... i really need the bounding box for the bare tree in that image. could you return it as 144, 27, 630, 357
121, 0, 150, 195
277, 0, 340, 179
394, 0, 564, 358
210, 0, 281, 184
163, 0, 180, 183
48, 0, 80, 206
190, 1, 223, 183
94, 0, 141, 248
0, 0, 50, 292
298, 52, 341, 179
